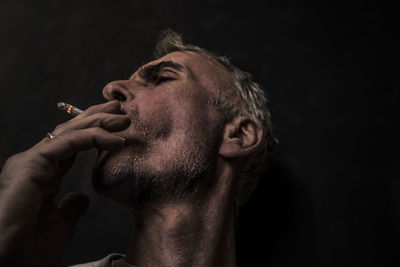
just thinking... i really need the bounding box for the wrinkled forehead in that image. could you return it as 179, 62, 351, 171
140, 51, 232, 94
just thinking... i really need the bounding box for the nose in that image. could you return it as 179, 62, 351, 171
102, 80, 134, 102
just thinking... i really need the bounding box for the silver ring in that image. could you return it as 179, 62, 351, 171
46, 132, 56, 139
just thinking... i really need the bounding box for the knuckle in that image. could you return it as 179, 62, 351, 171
91, 114, 113, 128
91, 114, 103, 125
101, 114, 114, 123
84, 104, 98, 113
58, 129, 74, 137
87, 127, 103, 135
54, 122, 66, 131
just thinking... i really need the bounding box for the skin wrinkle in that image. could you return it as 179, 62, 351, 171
0, 31, 271, 266
155, 37, 275, 208
138, 61, 184, 84
94, 51, 239, 266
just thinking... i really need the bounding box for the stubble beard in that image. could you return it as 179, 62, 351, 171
92, 128, 220, 210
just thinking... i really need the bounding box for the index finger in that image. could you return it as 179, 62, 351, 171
70, 100, 122, 120
35, 128, 125, 161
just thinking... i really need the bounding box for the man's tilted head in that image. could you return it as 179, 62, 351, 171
0, 28, 276, 267
92, 30, 275, 211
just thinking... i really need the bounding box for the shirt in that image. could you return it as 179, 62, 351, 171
69, 253, 135, 267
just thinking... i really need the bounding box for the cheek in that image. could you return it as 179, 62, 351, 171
134, 93, 174, 140
173, 90, 215, 134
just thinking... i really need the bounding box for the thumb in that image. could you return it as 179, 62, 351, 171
58, 192, 90, 228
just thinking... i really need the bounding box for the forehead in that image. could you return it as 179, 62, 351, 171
140, 51, 232, 93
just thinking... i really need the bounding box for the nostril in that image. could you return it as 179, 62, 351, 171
112, 91, 127, 102
103, 80, 134, 102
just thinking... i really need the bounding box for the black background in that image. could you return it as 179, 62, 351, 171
0, 1, 399, 266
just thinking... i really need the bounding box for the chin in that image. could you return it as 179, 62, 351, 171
90, 141, 216, 209
91, 149, 136, 202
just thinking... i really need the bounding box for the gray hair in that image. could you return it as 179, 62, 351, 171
154, 29, 276, 209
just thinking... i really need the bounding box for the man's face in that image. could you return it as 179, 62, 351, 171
93, 51, 231, 207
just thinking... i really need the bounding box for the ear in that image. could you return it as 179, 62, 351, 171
219, 116, 263, 158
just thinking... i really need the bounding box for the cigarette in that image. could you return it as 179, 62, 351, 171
57, 102, 84, 116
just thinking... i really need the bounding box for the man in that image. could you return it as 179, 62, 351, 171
0, 30, 275, 266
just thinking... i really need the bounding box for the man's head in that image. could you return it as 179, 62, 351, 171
93, 30, 275, 211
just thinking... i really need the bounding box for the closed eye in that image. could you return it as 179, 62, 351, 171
155, 75, 175, 85
138, 61, 182, 86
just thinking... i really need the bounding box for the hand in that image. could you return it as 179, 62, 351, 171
0, 100, 129, 267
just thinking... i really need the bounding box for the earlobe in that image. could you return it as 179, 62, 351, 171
218, 116, 263, 159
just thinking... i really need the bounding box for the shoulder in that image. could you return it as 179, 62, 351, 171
69, 253, 134, 267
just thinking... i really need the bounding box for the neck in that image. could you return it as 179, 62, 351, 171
125, 159, 237, 267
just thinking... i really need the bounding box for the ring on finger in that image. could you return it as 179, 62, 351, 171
46, 132, 56, 139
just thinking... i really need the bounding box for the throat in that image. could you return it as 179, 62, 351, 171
125, 194, 237, 267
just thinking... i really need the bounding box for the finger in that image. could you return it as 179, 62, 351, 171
76, 100, 122, 118
58, 192, 89, 228
53, 113, 130, 135
36, 128, 126, 160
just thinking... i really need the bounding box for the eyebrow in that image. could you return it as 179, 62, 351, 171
137, 60, 184, 80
